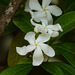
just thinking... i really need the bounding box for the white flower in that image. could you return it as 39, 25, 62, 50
16, 32, 55, 66
32, 20, 63, 37
25, 0, 62, 24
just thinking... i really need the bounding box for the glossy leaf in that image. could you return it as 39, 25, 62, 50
42, 62, 64, 75
13, 11, 34, 33
52, 43, 75, 67
0, 64, 33, 75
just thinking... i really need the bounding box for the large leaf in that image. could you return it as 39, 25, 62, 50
55, 62, 75, 75
0, 0, 10, 6
13, 11, 34, 33
42, 62, 75, 75
8, 32, 29, 67
41, 62, 64, 75
0, 64, 33, 75
52, 43, 75, 67
50, 11, 75, 43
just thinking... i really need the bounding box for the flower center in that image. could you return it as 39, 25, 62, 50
45, 27, 48, 29
43, 8, 47, 12
35, 43, 38, 46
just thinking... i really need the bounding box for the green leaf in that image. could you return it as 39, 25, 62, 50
13, 11, 34, 33
2, 22, 17, 36
41, 62, 64, 75
8, 32, 29, 67
17, 58, 32, 65
0, 64, 33, 75
50, 11, 75, 43
52, 43, 75, 67
55, 62, 75, 75
0, 0, 10, 7
42, 62, 75, 75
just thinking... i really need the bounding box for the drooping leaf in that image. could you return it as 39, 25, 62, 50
0, 64, 33, 75
42, 62, 75, 75
52, 43, 75, 67
8, 32, 29, 67
41, 62, 64, 75
13, 11, 34, 33
50, 11, 75, 43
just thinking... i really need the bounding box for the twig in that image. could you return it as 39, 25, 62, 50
0, 0, 25, 35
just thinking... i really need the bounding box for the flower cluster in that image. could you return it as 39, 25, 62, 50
16, 0, 63, 66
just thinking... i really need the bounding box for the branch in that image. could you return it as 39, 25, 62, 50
0, 0, 25, 35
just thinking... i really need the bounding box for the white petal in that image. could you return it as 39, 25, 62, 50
33, 47, 44, 66
16, 46, 27, 55
38, 25, 46, 33
34, 11, 45, 22
47, 29, 53, 35
25, 0, 30, 12
46, 11, 53, 24
36, 33, 50, 43
24, 32, 35, 45
42, 0, 52, 8
30, 18, 41, 26
51, 31, 59, 37
27, 45, 36, 53
40, 44, 55, 57
29, 0, 42, 11
56, 24, 63, 32
46, 5, 62, 16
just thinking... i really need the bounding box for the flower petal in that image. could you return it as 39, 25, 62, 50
56, 24, 63, 32
30, 18, 41, 26
33, 47, 44, 66
24, 32, 35, 45
46, 11, 53, 24
27, 45, 36, 53
51, 31, 59, 37
25, 0, 30, 12
29, 0, 42, 11
46, 5, 62, 16
16, 46, 27, 55
36, 33, 50, 43
34, 11, 45, 22
40, 44, 55, 57
42, 0, 52, 8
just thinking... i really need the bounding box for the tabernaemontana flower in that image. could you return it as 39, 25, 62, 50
33, 21, 63, 37
16, 32, 55, 66
25, 0, 62, 24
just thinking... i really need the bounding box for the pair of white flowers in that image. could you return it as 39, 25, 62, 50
16, 0, 63, 66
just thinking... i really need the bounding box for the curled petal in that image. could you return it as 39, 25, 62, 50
25, 0, 30, 12
29, 0, 42, 11
46, 5, 62, 16
30, 18, 41, 26
51, 31, 59, 37
36, 33, 50, 43
16, 46, 27, 55
42, 0, 52, 8
33, 47, 44, 66
40, 44, 55, 57
56, 24, 63, 32
24, 32, 35, 45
